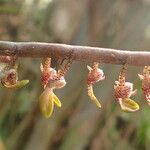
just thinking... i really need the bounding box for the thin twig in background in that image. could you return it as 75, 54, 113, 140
0, 41, 150, 66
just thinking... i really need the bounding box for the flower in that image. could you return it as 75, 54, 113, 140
0, 57, 29, 89
39, 57, 67, 118
138, 66, 150, 105
114, 66, 139, 112
87, 62, 105, 108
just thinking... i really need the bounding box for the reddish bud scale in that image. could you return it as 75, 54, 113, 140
43, 58, 51, 70
41, 72, 50, 87
139, 66, 150, 105
41, 58, 52, 88
92, 62, 99, 71
87, 72, 98, 84
118, 65, 126, 87
142, 87, 150, 105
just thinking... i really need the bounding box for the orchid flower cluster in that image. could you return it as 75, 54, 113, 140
0, 55, 150, 118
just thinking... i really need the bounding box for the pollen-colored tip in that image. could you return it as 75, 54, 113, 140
52, 92, 62, 107
90, 93, 102, 108
94, 100, 102, 108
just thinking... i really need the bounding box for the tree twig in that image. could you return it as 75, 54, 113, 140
0, 41, 150, 66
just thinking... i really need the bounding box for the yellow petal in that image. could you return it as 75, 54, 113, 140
39, 88, 54, 118
88, 85, 101, 108
2, 80, 29, 89
52, 93, 62, 107
119, 98, 139, 112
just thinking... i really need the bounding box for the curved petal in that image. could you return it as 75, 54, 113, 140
39, 88, 54, 118
2, 80, 29, 89
119, 98, 139, 112
87, 84, 101, 108
52, 93, 62, 107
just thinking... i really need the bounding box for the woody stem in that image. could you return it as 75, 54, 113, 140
0, 41, 150, 66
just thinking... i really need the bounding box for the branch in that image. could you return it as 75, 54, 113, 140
0, 41, 150, 66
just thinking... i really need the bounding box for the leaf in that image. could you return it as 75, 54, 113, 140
52, 92, 62, 107
2, 80, 29, 89
119, 98, 139, 112
39, 88, 54, 118
88, 85, 101, 108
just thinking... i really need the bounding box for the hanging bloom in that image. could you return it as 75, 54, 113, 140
138, 66, 150, 105
39, 57, 70, 118
114, 65, 139, 112
87, 62, 105, 108
0, 56, 29, 89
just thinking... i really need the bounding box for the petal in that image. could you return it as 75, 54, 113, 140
88, 85, 101, 108
40, 63, 44, 72
138, 74, 144, 80
87, 65, 92, 71
119, 98, 139, 112
52, 93, 62, 107
2, 80, 29, 89
39, 88, 54, 118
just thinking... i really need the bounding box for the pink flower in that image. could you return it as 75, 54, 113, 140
39, 57, 67, 118
138, 66, 150, 105
114, 66, 139, 112
87, 62, 105, 108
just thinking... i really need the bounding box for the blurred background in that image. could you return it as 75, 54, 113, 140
0, 0, 150, 150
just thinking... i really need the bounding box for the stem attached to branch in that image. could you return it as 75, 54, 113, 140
0, 41, 150, 66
